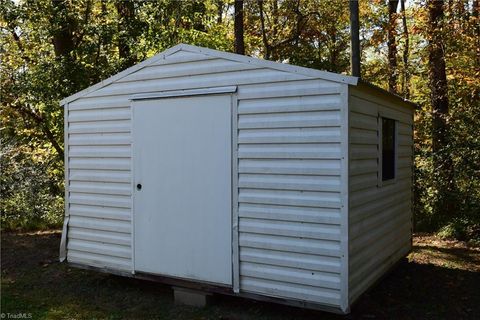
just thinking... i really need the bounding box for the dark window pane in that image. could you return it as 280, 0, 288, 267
382, 118, 395, 181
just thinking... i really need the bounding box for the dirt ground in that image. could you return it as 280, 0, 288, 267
1, 231, 479, 319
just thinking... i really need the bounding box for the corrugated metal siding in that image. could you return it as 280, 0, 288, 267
66, 102, 133, 271
348, 87, 414, 304
237, 84, 346, 308
65, 49, 349, 309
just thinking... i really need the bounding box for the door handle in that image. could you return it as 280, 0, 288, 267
136, 183, 142, 190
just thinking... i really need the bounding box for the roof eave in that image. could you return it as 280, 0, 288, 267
355, 79, 420, 110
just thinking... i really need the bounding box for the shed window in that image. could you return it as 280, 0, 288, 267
381, 117, 396, 181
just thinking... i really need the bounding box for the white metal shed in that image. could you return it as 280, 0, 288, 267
59, 44, 414, 314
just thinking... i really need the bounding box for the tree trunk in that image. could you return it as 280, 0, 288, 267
51, 0, 76, 58
428, 0, 449, 155
217, 0, 224, 24
271, 0, 279, 60
349, 0, 361, 77
258, 0, 271, 59
329, 28, 339, 72
116, 0, 136, 68
428, 0, 455, 219
473, 0, 480, 68
234, 0, 245, 55
400, 0, 410, 99
95, 0, 108, 65
388, 0, 399, 93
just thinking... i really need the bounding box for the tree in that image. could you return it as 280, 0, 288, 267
51, 0, 76, 58
257, 0, 271, 59
428, 0, 449, 166
248, 0, 350, 72
474, 0, 480, 69
427, 0, 455, 219
400, 0, 410, 99
234, 0, 245, 54
115, 0, 138, 68
387, 0, 399, 93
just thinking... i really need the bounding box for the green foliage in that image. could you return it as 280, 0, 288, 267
437, 217, 479, 242
0, 140, 64, 230
244, 0, 351, 72
137, 0, 232, 55
412, 1, 479, 241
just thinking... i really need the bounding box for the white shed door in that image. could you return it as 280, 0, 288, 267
133, 95, 232, 286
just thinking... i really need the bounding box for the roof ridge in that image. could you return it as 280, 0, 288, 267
60, 44, 358, 105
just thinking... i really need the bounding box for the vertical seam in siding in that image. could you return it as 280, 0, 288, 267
339, 85, 350, 312
60, 103, 70, 262
232, 93, 240, 293
130, 104, 135, 274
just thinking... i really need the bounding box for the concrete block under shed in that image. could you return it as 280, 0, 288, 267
173, 287, 212, 307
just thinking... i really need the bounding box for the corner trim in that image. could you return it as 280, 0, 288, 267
339, 84, 350, 313
231, 93, 240, 293
59, 103, 69, 262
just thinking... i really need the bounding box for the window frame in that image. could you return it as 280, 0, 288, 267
377, 113, 398, 187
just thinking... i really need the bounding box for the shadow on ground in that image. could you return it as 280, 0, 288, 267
1, 232, 479, 319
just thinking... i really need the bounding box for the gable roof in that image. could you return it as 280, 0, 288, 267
60, 44, 358, 106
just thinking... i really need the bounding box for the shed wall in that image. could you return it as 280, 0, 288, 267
237, 84, 346, 308
348, 86, 414, 303
66, 101, 133, 271
64, 49, 349, 309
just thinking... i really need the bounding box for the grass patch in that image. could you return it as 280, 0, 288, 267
1, 232, 479, 319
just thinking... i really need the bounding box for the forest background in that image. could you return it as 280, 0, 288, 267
1, 0, 479, 242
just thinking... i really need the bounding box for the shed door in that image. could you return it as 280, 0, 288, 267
133, 95, 232, 286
